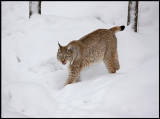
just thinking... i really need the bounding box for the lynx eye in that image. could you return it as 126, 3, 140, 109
59, 55, 62, 58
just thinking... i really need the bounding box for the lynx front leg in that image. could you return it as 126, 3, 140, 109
75, 75, 81, 83
64, 68, 80, 86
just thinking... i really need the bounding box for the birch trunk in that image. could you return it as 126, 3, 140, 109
127, 1, 139, 32
29, 1, 41, 18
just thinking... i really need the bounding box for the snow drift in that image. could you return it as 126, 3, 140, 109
2, 1, 159, 118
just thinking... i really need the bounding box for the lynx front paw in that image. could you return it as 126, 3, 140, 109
64, 82, 69, 86
64, 79, 74, 86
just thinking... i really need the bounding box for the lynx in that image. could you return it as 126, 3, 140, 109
57, 25, 125, 86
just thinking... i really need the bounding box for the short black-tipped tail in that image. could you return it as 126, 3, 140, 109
120, 25, 125, 31
110, 25, 125, 33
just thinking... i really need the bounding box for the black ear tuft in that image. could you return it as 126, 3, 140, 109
120, 25, 125, 31
58, 42, 62, 49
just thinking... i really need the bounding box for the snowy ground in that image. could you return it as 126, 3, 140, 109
2, 1, 159, 118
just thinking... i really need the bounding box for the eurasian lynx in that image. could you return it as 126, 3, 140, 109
57, 25, 125, 86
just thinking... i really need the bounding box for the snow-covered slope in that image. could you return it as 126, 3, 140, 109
2, 1, 159, 118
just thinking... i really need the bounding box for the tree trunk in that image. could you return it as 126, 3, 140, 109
29, 1, 41, 18
127, 1, 139, 32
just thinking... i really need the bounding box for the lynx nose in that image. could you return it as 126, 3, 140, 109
61, 59, 66, 65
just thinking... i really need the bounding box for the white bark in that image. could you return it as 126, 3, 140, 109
129, 2, 136, 28
30, 2, 39, 15
29, 1, 41, 18
127, 1, 138, 32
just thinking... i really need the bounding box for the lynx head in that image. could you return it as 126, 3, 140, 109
57, 42, 74, 65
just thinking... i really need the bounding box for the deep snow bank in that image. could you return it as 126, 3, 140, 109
2, 1, 159, 118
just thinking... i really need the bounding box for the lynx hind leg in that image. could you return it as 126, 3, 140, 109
103, 53, 116, 73
114, 51, 120, 70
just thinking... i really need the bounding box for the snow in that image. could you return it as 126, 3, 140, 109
2, 1, 159, 118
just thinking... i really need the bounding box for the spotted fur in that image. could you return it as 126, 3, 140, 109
57, 25, 125, 86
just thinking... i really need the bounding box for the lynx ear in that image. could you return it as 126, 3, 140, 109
67, 45, 72, 52
58, 42, 62, 49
